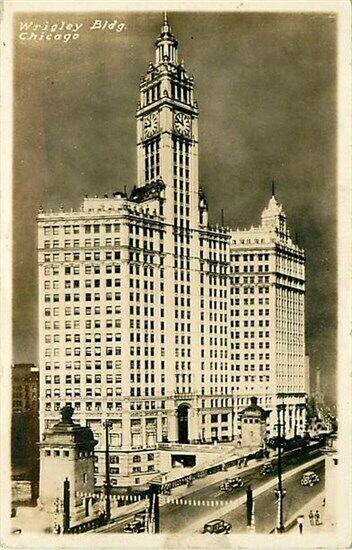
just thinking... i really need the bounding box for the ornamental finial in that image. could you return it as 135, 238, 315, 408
60, 404, 74, 424
162, 11, 170, 33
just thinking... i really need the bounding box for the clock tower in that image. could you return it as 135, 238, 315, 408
136, 14, 199, 226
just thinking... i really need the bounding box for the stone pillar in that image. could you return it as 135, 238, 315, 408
121, 409, 131, 450
293, 405, 299, 437
168, 410, 178, 443
141, 416, 147, 449
287, 405, 293, 438
204, 414, 212, 443
156, 413, 163, 443
188, 407, 199, 443
227, 409, 233, 442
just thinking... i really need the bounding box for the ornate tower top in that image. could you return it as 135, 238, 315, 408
261, 184, 287, 234
155, 12, 178, 65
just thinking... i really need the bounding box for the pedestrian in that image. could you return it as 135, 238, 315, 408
308, 510, 314, 526
315, 510, 321, 526
297, 515, 304, 534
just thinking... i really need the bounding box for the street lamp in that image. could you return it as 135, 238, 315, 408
103, 419, 113, 522
275, 402, 286, 533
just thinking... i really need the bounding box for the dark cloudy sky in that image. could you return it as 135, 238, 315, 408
13, 11, 336, 397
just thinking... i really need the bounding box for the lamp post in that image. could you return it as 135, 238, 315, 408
103, 419, 113, 522
275, 403, 285, 533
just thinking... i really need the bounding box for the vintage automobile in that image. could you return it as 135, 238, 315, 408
220, 476, 244, 492
300, 471, 320, 486
203, 519, 232, 534
123, 519, 145, 533
260, 462, 275, 476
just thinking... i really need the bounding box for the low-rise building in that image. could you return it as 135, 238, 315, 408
12, 363, 39, 501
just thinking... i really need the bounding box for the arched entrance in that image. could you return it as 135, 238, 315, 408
177, 404, 190, 444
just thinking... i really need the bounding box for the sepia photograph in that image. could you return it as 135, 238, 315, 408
1, 1, 351, 548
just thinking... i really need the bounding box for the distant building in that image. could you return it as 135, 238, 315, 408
314, 365, 325, 406
12, 363, 39, 501
304, 356, 310, 395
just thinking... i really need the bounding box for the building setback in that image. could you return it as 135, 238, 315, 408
37, 16, 307, 487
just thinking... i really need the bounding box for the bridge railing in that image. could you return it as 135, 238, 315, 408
66, 514, 106, 534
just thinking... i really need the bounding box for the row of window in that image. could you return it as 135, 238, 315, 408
44, 238, 121, 248
44, 305, 121, 316
200, 239, 228, 250
45, 401, 122, 411
44, 251, 121, 262
42, 223, 121, 235
44, 320, 121, 331
44, 347, 122, 357
45, 388, 122, 397
130, 387, 160, 397
230, 320, 270, 327
129, 225, 163, 238
44, 360, 121, 370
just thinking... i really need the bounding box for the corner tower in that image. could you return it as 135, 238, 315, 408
136, 14, 199, 226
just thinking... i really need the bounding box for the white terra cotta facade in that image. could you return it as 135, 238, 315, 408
37, 15, 307, 487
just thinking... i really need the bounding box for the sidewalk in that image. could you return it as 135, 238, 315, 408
285, 491, 326, 534
10, 506, 52, 534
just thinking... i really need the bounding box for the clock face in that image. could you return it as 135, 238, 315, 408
143, 113, 158, 138
174, 112, 191, 137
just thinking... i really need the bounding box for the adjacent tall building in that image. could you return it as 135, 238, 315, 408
37, 15, 307, 487
230, 194, 306, 440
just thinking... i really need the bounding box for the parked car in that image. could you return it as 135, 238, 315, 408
260, 462, 275, 476
123, 519, 145, 533
301, 471, 320, 486
203, 519, 232, 534
220, 476, 244, 492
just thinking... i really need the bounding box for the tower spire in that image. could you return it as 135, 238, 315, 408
271, 180, 275, 197
155, 11, 178, 65
162, 11, 170, 33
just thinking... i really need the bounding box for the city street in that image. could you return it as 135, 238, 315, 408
160, 452, 324, 534
218, 460, 324, 534
106, 448, 324, 534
